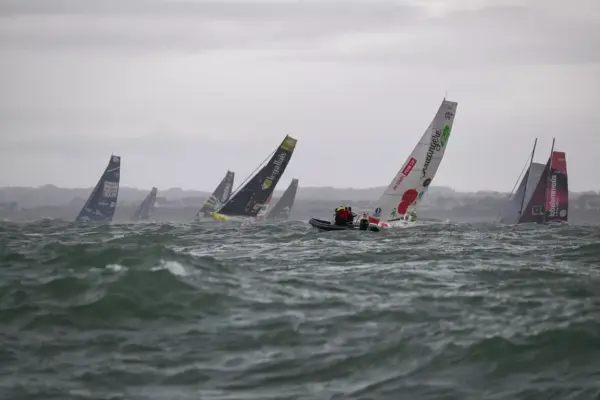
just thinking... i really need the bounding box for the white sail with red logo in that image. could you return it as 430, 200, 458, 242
370, 99, 458, 227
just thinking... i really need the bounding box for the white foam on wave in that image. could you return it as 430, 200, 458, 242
152, 259, 190, 277
106, 263, 127, 272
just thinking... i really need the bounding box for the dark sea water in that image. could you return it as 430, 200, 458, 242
1, 220, 600, 400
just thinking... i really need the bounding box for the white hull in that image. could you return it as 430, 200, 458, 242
377, 213, 419, 228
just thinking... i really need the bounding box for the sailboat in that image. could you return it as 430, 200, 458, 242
75, 155, 121, 222
264, 178, 299, 221
132, 187, 158, 221
368, 98, 459, 228
195, 170, 235, 219
499, 138, 568, 224
210, 135, 297, 222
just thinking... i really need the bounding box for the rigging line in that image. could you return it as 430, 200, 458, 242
226, 147, 277, 201
496, 149, 533, 222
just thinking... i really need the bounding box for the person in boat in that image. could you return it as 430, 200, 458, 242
346, 207, 355, 224
334, 206, 348, 226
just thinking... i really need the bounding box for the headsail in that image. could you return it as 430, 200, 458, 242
519, 160, 550, 224
196, 170, 235, 218
132, 187, 158, 221
500, 162, 546, 224
545, 151, 568, 223
216, 135, 297, 218
75, 155, 121, 222
266, 178, 299, 221
370, 99, 458, 224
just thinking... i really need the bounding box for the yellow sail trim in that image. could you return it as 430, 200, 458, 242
280, 135, 297, 152
210, 212, 230, 222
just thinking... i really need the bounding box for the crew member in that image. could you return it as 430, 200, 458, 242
346, 207, 355, 224
335, 206, 348, 226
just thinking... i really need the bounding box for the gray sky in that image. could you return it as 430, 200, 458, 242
1, 0, 599, 192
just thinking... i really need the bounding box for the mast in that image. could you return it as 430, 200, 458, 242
518, 138, 537, 217
542, 137, 555, 224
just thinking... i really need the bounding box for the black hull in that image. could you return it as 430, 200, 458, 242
308, 218, 380, 232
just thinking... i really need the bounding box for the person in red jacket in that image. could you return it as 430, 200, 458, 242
334, 206, 348, 226
346, 207, 355, 224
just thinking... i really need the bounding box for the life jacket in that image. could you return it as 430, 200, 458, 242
335, 208, 347, 224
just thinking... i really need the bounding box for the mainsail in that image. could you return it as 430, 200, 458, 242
370, 99, 458, 224
75, 155, 121, 222
132, 187, 158, 221
215, 135, 297, 218
504, 138, 568, 224
266, 178, 299, 221
545, 151, 568, 223
196, 170, 235, 218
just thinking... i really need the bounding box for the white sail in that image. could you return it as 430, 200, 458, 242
371, 99, 458, 226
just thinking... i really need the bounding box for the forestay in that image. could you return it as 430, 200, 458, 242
370, 99, 458, 224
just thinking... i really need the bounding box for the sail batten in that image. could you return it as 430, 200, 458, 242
216, 135, 297, 218
75, 155, 121, 222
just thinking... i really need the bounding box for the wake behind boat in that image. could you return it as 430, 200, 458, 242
210, 135, 297, 222
75, 155, 121, 223
368, 98, 458, 229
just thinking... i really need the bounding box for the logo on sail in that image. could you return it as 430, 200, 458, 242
421, 128, 442, 178
402, 157, 417, 176
280, 137, 297, 152
103, 181, 119, 198
262, 152, 287, 190
440, 125, 451, 148
393, 157, 417, 190
548, 173, 558, 217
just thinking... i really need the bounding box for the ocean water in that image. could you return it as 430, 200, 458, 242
1, 220, 600, 400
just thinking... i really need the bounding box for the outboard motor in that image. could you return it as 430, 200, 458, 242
359, 217, 369, 231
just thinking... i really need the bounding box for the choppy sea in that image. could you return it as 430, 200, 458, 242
1, 220, 600, 400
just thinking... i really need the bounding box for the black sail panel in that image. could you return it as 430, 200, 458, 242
132, 187, 158, 221
266, 178, 299, 221
197, 170, 235, 217
76, 155, 121, 222
218, 135, 297, 217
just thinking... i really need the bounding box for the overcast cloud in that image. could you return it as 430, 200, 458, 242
0, 0, 599, 192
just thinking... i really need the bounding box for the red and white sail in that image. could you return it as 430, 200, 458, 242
370, 99, 458, 227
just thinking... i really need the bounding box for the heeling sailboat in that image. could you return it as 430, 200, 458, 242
265, 178, 299, 221
369, 99, 458, 228
195, 170, 235, 219
498, 138, 543, 224
132, 187, 158, 221
211, 135, 297, 222
518, 138, 568, 224
75, 155, 121, 222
